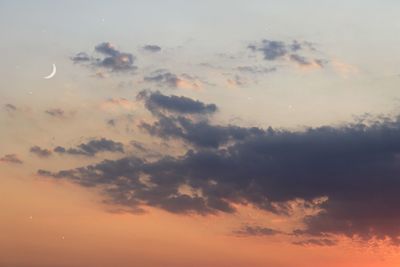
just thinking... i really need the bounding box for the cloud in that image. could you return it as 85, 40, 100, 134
45, 108, 65, 118
137, 93, 262, 148
144, 70, 202, 90
54, 138, 124, 157
236, 66, 277, 74
248, 40, 288, 60
30, 146, 52, 158
234, 225, 281, 236
292, 239, 337, 247
71, 52, 90, 62
249, 39, 325, 68
144, 70, 180, 87
142, 45, 161, 52
71, 42, 136, 73
100, 98, 137, 112
38, 94, 400, 244
137, 90, 217, 115
1, 154, 23, 164
4, 103, 17, 112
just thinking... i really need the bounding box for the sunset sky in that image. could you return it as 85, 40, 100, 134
3, 1, 400, 266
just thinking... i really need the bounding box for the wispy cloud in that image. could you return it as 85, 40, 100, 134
1, 154, 23, 164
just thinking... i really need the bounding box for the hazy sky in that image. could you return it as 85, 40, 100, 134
2, 1, 400, 266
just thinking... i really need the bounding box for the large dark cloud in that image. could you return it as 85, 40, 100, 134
71, 42, 136, 72
141, 115, 264, 148
138, 92, 263, 148
38, 93, 400, 244
137, 90, 217, 115
54, 138, 124, 157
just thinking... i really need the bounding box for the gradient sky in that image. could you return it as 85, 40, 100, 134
3, 1, 400, 266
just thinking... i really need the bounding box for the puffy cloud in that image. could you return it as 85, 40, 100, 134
30, 146, 52, 158
54, 138, 124, 157
71, 42, 136, 73
249, 39, 326, 68
137, 90, 217, 115
248, 40, 288, 60
1, 154, 23, 164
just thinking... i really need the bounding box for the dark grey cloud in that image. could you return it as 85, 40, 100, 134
142, 45, 161, 52
71, 42, 136, 72
137, 92, 262, 148
54, 138, 124, 157
1, 154, 23, 164
140, 115, 264, 148
137, 90, 217, 115
30, 146, 52, 158
234, 225, 281, 236
45, 108, 64, 118
292, 239, 337, 247
38, 94, 400, 244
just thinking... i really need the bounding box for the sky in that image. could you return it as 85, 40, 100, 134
2, 1, 400, 266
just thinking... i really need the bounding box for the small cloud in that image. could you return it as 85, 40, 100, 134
100, 98, 137, 112
248, 40, 288, 60
71, 42, 137, 74
0, 154, 23, 164
144, 70, 202, 90
331, 59, 359, 78
226, 75, 246, 87
4, 103, 17, 112
107, 119, 116, 127
30, 146, 52, 158
71, 52, 90, 63
234, 225, 282, 237
249, 39, 326, 69
137, 90, 217, 115
236, 66, 277, 74
54, 138, 124, 157
45, 108, 64, 118
292, 238, 337, 247
142, 45, 161, 53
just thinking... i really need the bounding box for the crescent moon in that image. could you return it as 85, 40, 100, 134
44, 64, 57, 79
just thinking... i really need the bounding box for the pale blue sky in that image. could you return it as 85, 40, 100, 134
1, 0, 400, 129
